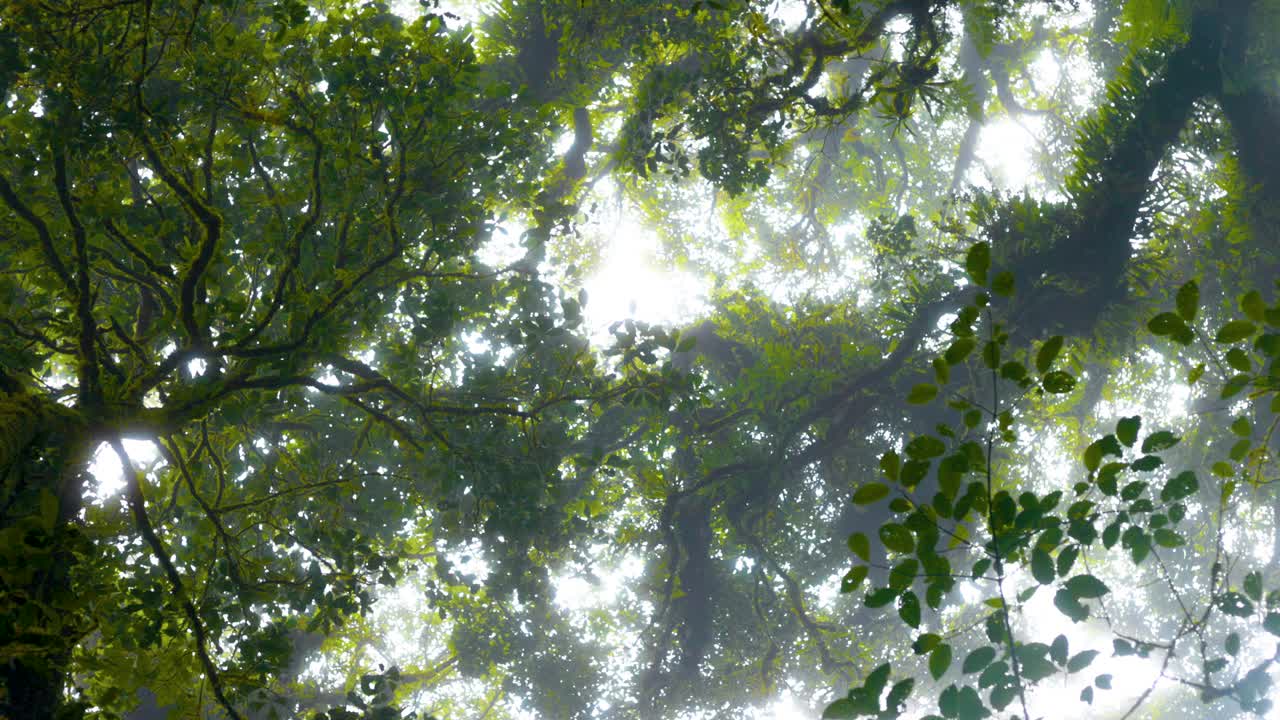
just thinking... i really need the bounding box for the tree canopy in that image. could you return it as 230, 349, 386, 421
1, 0, 1279, 718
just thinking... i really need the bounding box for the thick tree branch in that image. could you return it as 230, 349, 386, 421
112, 437, 244, 720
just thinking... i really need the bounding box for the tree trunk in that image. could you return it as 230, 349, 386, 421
1, 390, 90, 720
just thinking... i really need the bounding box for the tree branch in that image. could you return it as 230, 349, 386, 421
112, 437, 244, 720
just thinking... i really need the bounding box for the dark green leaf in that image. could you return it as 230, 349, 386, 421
1064, 574, 1109, 599
966, 242, 990, 286
822, 699, 856, 719
1067, 650, 1098, 673
880, 451, 901, 481
1036, 336, 1064, 374
913, 633, 942, 655
1153, 528, 1183, 547
1263, 613, 1280, 637
879, 524, 915, 554
908, 383, 939, 404
848, 532, 871, 562
1050, 634, 1069, 666
1176, 280, 1199, 322
852, 483, 891, 505
1244, 571, 1262, 601
1241, 290, 1266, 322
1215, 592, 1254, 617
962, 646, 996, 674
866, 587, 899, 608
1215, 320, 1257, 343
1141, 431, 1180, 453
1042, 371, 1076, 394
898, 590, 921, 628
840, 566, 868, 593
1115, 416, 1140, 447
1056, 545, 1080, 577
929, 643, 951, 681
1147, 312, 1187, 337
886, 678, 914, 713
1159, 471, 1197, 503
1055, 588, 1088, 622
906, 435, 947, 460
944, 337, 977, 365
1030, 548, 1055, 585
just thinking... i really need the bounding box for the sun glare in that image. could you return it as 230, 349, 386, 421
975, 117, 1044, 190
86, 439, 162, 502
582, 217, 709, 341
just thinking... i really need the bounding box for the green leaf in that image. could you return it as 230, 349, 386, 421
1215, 592, 1254, 617
1226, 632, 1241, 656
962, 646, 996, 674
908, 383, 939, 404
1231, 416, 1253, 437
1030, 548, 1055, 585
898, 590, 921, 628
879, 524, 915, 554
965, 242, 990, 286
840, 566, 868, 593
1176, 280, 1199, 321
865, 587, 899, 608
1263, 613, 1280, 637
989, 684, 1018, 711
1056, 545, 1080, 577
1153, 528, 1183, 547
1095, 674, 1112, 689
913, 633, 942, 655
905, 435, 946, 460
929, 643, 952, 681
1244, 571, 1262, 602
1147, 312, 1188, 337
888, 559, 918, 590
1188, 363, 1206, 383
1067, 649, 1098, 673
886, 678, 914, 713
979, 661, 1009, 689
822, 698, 857, 719
848, 532, 871, 562
1141, 431, 1180, 453
1036, 336, 1064, 374
1225, 348, 1252, 372
38, 488, 59, 530
1042, 371, 1076, 394
1064, 574, 1109, 599
1241, 290, 1266, 322
933, 357, 951, 384
1049, 630, 1070, 666
1215, 320, 1257, 343
880, 451, 901, 481
991, 270, 1015, 296
944, 337, 977, 365
1221, 374, 1251, 399
1130, 455, 1162, 472
852, 483, 891, 505
1115, 416, 1140, 447
1159, 471, 1197, 503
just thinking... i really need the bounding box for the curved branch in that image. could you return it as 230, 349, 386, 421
112, 437, 244, 720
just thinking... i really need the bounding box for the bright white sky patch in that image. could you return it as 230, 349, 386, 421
582, 215, 709, 341
754, 689, 809, 719
86, 439, 162, 501
765, 0, 808, 29
975, 116, 1044, 190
